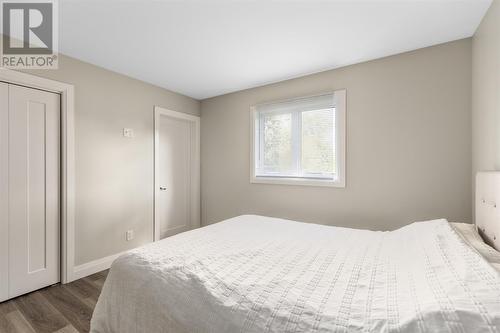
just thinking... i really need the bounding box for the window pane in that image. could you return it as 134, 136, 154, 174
301, 108, 335, 176
262, 112, 293, 174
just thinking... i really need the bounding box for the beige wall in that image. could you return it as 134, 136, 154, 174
24, 55, 200, 265
472, 1, 500, 176
6, 28, 479, 263
201, 39, 472, 230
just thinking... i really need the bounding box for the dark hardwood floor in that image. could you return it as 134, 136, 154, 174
0, 270, 108, 333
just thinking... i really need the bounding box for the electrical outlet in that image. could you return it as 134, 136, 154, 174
123, 128, 134, 138
126, 230, 134, 241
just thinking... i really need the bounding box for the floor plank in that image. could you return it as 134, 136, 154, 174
53, 325, 78, 333
0, 270, 107, 333
85, 271, 108, 290
14, 292, 68, 333
0, 301, 16, 315
0, 301, 18, 333
86, 271, 107, 282
64, 279, 100, 309
41, 285, 94, 333
5, 311, 35, 333
66, 279, 100, 301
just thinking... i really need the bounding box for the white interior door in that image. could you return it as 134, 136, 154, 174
155, 108, 200, 240
0, 83, 9, 302
7, 84, 60, 298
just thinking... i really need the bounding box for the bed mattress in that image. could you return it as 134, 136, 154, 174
90, 215, 500, 333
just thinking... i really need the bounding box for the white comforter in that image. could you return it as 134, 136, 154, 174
91, 215, 500, 333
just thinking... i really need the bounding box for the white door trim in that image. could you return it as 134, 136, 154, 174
0, 68, 76, 284
154, 106, 200, 241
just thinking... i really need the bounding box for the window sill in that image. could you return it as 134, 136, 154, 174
250, 176, 345, 188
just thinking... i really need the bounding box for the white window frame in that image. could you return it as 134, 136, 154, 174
250, 90, 346, 188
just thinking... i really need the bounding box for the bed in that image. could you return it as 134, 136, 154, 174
90, 173, 500, 333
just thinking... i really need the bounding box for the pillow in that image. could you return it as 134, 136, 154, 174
451, 222, 500, 272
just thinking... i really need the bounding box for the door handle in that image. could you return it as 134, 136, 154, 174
159, 186, 167, 191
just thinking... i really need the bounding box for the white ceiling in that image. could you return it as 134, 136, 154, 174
60, 0, 491, 100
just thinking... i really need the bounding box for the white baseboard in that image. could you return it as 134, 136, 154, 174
71, 250, 128, 282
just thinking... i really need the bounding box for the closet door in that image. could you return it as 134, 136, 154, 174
0, 83, 8, 302
8, 84, 60, 298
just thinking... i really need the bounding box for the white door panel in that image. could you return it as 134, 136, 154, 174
159, 116, 192, 238
0, 83, 8, 302
8, 84, 60, 298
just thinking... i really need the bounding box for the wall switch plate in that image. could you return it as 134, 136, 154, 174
123, 128, 134, 138
126, 230, 134, 241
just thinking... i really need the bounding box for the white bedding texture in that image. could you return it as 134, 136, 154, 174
451, 222, 500, 272
91, 215, 500, 333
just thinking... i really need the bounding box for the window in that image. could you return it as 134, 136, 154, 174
251, 90, 345, 187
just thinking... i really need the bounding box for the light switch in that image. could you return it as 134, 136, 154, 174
126, 230, 134, 241
123, 128, 134, 138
